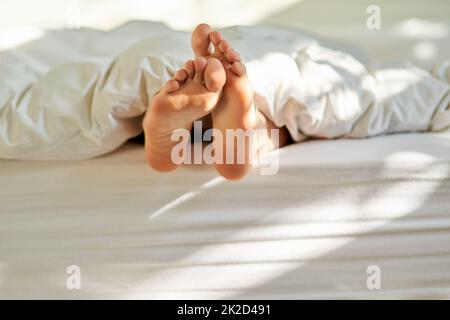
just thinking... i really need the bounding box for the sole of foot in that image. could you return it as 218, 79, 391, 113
191, 24, 256, 180
143, 56, 226, 172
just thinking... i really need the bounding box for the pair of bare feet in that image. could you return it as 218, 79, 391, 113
142, 24, 276, 180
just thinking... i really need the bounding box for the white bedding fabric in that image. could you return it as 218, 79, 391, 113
1, 19, 450, 299
1, 22, 450, 160
1, 131, 450, 299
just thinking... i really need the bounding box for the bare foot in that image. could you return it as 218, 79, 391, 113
143, 56, 226, 172
191, 24, 256, 180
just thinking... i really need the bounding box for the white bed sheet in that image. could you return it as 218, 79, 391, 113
1, 132, 450, 299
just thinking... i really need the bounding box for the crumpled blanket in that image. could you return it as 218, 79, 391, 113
1, 22, 449, 160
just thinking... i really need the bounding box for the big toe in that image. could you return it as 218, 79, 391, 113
191, 23, 212, 57
204, 57, 226, 92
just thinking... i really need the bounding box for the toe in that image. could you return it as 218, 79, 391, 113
225, 49, 240, 63
184, 60, 195, 78
193, 56, 207, 83
165, 79, 180, 93
231, 61, 246, 77
174, 69, 188, 82
204, 58, 226, 92
218, 40, 230, 53
210, 31, 223, 47
191, 23, 213, 56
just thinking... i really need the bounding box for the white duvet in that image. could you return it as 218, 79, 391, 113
1, 22, 450, 160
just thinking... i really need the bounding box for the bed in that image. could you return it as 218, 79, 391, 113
1, 0, 450, 299
1, 131, 450, 299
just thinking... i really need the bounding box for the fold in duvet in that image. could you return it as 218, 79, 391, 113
1, 22, 449, 160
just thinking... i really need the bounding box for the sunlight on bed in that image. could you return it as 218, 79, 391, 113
148, 176, 225, 219
128, 153, 448, 299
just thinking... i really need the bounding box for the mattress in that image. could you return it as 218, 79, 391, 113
1, 132, 450, 299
